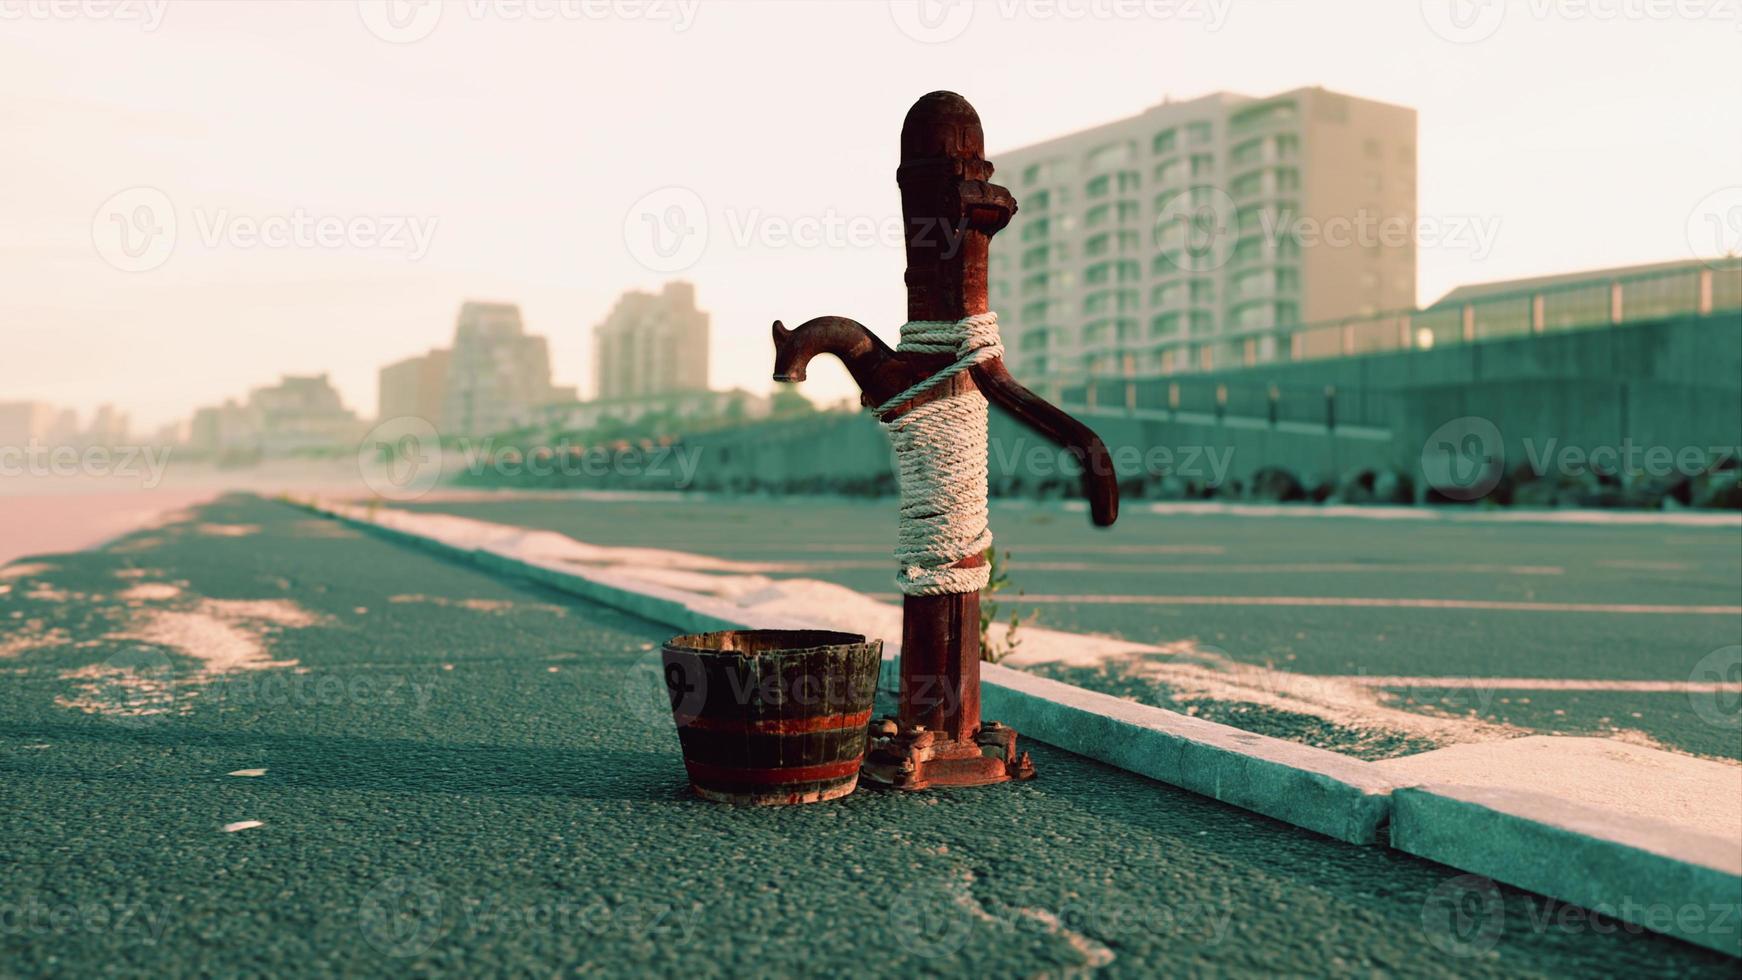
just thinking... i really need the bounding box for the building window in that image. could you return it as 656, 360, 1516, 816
1187, 121, 1212, 145
1190, 153, 1215, 178
1154, 158, 1182, 185
1152, 128, 1176, 154
1087, 141, 1134, 170
1230, 99, 1297, 131
1086, 174, 1111, 198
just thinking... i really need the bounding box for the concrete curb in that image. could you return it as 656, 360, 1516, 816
1392, 786, 1742, 957
288, 494, 1740, 957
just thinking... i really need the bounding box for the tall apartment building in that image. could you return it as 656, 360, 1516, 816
592, 281, 710, 400
990, 87, 1417, 381
378, 348, 451, 423
0, 402, 71, 447
440, 302, 564, 436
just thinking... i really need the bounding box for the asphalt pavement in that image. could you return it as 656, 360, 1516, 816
1, 493, 1734, 975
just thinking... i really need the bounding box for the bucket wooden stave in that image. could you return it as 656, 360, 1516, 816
662, 629, 882, 805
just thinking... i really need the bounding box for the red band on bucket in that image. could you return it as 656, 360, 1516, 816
683, 759, 862, 786
676, 708, 873, 736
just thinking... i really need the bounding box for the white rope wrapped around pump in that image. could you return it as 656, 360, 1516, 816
872, 311, 1003, 597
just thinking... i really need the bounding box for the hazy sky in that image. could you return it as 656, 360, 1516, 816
3, 0, 1738, 431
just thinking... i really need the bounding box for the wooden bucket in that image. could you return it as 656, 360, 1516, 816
662, 629, 882, 805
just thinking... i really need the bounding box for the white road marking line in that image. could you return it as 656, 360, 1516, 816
960, 595, 1742, 615
1343, 677, 1742, 692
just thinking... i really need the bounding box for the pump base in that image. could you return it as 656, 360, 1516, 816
859, 718, 1035, 790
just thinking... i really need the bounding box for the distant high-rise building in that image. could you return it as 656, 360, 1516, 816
0, 402, 69, 447
592, 282, 710, 400
85, 405, 130, 446
991, 86, 1417, 381
247, 374, 363, 454
378, 348, 451, 423
440, 302, 563, 436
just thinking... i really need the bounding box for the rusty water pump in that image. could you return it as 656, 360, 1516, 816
770, 91, 1120, 790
